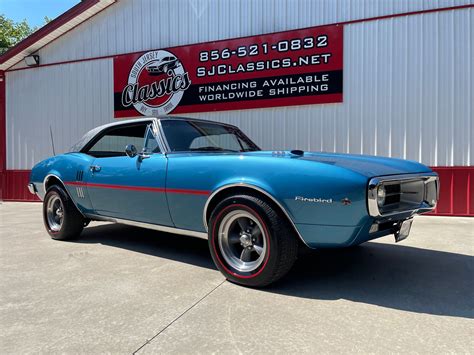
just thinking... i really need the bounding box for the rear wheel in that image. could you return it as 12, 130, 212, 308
208, 194, 298, 287
43, 186, 84, 240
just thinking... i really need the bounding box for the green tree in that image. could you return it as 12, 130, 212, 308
0, 14, 47, 54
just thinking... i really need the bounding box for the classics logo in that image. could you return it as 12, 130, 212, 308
121, 50, 191, 115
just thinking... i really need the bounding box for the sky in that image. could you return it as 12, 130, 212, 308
1, 0, 80, 28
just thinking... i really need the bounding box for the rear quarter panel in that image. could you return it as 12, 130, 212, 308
30, 153, 94, 212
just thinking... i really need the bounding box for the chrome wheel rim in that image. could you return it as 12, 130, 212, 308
218, 210, 266, 273
46, 195, 64, 232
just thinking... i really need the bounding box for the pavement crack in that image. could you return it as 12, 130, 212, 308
132, 279, 227, 354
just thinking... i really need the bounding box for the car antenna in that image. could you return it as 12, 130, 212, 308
49, 125, 56, 156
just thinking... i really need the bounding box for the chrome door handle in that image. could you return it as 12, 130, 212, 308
90, 165, 101, 173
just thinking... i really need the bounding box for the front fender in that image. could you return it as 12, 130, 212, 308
205, 178, 288, 223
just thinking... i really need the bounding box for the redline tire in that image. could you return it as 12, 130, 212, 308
43, 186, 84, 240
208, 194, 298, 287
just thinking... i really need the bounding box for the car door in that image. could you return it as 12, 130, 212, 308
83, 120, 173, 226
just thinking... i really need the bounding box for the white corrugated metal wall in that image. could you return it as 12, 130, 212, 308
9, 0, 473, 69
5, 0, 473, 170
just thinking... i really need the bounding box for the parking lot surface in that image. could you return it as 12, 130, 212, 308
1, 202, 473, 354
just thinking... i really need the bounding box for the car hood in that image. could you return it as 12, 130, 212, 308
245, 151, 432, 178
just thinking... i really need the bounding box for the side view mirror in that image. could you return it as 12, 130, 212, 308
125, 144, 137, 158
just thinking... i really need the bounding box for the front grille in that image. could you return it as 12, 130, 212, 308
384, 183, 401, 205
380, 179, 425, 213
367, 174, 438, 217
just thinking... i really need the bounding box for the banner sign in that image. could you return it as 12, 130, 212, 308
113, 24, 343, 118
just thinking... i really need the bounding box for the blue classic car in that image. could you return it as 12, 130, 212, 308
28, 117, 439, 286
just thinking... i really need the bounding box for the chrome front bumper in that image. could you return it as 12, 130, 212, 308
367, 173, 439, 218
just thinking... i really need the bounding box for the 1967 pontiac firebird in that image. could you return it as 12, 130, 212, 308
28, 117, 439, 286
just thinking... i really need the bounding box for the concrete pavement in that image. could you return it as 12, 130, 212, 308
1, 202, 473, 354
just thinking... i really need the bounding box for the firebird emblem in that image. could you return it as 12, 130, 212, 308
294, 196, 333, 203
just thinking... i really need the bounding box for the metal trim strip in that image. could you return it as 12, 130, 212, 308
84, 214, 208, 239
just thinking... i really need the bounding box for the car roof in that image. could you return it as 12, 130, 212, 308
158, 116, 237, 128
69, 116, 238, 152
94, 116, 235, 131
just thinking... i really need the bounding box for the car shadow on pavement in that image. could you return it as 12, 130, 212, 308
269, 243, 474, 319
78, 223, 215, 270
77, 223, 473, 319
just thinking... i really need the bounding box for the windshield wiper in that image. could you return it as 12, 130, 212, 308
189, 146, 238, 152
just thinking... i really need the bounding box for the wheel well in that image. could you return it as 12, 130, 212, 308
204, 186, 304, 245
44, 175, 87, 219
44, 176, 65, 191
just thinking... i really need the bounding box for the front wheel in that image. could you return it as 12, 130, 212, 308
208, 194, 298, 287
43, 186, 84, 240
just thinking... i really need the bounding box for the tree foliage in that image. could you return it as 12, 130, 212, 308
0, 14, 51, 54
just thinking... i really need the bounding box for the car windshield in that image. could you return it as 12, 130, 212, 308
161, 120, 260, 153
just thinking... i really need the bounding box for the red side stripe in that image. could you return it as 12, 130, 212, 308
64, 181, 210, 195
166, 188, 210, 196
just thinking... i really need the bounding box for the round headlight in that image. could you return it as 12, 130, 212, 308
377, 185, 386, 207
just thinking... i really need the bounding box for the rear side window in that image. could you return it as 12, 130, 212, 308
84, 123, 148, 158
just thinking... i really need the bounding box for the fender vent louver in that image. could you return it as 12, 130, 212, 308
75, 170, 85, 198
76, 170, 84, 181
